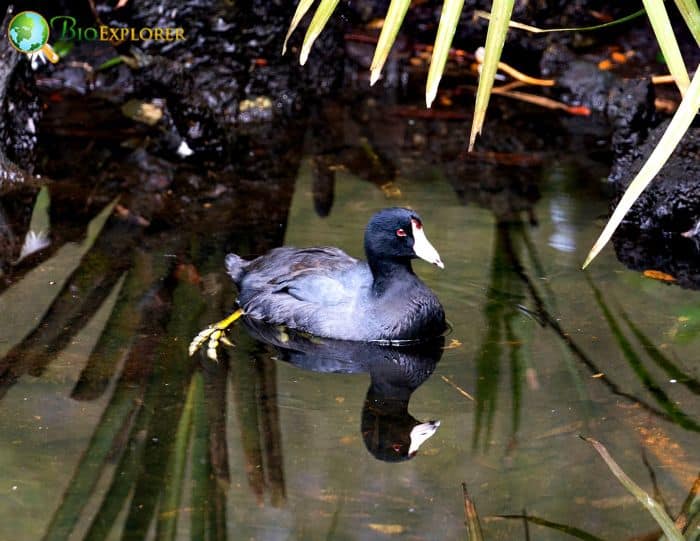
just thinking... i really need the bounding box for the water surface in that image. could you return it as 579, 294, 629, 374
0, 117, 698, 541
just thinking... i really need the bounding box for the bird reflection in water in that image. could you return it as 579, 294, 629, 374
239, 318, 444, 462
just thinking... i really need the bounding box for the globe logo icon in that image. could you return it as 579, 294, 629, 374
7, 11, 59, 63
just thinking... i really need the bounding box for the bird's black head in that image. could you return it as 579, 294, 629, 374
364, 208, 444, 269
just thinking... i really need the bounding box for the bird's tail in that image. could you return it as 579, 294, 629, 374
225, 253, 248, 284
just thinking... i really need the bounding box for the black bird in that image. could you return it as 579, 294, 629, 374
190, 208, 446, 359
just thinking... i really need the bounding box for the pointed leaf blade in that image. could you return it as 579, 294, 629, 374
468, 0, 515, 150
283, 0, 316, 54
582, 436, 685, 541
299, 0, 340, 65
426, 0, 465, 107
642, 0, 690, 94
370, 0, 411, 85
672, 0, 700, 47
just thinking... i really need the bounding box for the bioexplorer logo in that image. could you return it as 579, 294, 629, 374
51, 16, 186, 43
7, 11, 58, 62
7, 10, 185, 64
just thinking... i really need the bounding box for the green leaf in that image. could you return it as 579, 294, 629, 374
642, 0, 690, 94
673, 0, 700, 47
467, 0, 515, 150
95, 56, 125, 71
283, 0, 316, 55
474, 8, 645, 34
300, 0, 340, 65
370, 0, 411, 85
582, 66, 700, 268
582, 436, 685, 541
52, 40, 74, 58
426, 0, 466, 108
27, 185, 50, 237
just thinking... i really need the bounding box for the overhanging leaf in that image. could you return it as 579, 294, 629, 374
370, 0, 411, 85
582, 66, 700, 268
299, 0, 340, 65
283, 0, 316, 55
468, 0, 515, 150
673, 0, 700, 47
474, 8, 645, 34
426, 0, 466, 107
582, 436, 684, 541
642, 0, 690, 94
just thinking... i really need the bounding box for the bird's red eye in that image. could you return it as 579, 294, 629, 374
396, 228, 407, 237
392, 444, 402, 452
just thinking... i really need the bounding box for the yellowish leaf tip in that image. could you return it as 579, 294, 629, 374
582, 239, 605, 269
468, 130, 479, 152
370, 69, 380, 86
582, 250, 596, 270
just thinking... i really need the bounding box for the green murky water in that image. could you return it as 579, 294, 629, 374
1, 148, 699, 541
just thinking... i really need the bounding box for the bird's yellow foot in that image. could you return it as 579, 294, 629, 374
189, 309, 244, 361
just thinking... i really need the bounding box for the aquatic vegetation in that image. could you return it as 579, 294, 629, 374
462, 482, 485, 541
583, 436, 686, 541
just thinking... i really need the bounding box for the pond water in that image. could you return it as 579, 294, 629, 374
0, 99, 699, 541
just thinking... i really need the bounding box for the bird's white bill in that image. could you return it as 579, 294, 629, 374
408, 420, 441, 455
412, 221, 444, 269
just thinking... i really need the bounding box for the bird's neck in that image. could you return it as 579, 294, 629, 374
367, 254, 415, 296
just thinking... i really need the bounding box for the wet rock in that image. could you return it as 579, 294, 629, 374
98, 0, 344, 159
0, 7, 39, 191
611, 121, 700, 235
555, 57, 617, 112
541, 45, 655, 129
607, 77, 655, 164
609, 119, 700, 287
613, 231, 700, 290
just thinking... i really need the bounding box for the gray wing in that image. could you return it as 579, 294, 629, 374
237, 247, 372, 332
